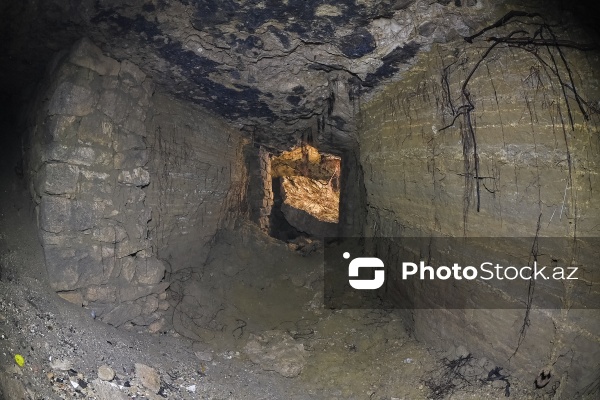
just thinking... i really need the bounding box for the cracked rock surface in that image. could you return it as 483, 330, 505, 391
3, 0, 502, 151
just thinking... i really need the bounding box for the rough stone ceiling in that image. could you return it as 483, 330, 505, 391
2, 0, 597, 151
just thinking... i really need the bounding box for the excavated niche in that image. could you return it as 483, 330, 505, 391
269, 145, 341, 241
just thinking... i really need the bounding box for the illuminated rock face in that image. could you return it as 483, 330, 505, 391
270, 145, 340, 237
280, 176, 339, 238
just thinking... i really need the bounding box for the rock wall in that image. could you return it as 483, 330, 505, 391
24, 38, 246, 330
338, 149, 367, 237
244, 145, 273, 232
357, 11, 600, 398
145, 92, 247, 274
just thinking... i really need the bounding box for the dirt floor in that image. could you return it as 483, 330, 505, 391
0, 134, 551, 399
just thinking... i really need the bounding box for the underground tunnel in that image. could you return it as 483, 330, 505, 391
0, 0, 599, 398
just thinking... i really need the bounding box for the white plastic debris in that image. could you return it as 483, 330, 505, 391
186, 384, 196, 393
403, 358, 413, 364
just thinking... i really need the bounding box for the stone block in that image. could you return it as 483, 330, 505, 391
57, 290, 84, 306
116, 238, 148, 258
98, 89, 131, 123
117, 256, 137, 282
114, 150, 149, 169
40, 196, 71, 233
79, 169, 113, 195
148, 318, 167, 333
39, 196, 106, 233
119, 282, 169, 302
45, 115, 79, 142
38, 163, 79, 195
84, 285, 117, 303
134, 363, 161, 393
102, 302, 142, 327
47, 144, 112, 167
78, 112, 114, 146
140, 295, 159, 315
113, 133, 146, 152
134, 257, 166, 285
44, 246, 78, 291
101, 76, 120, 90
127, 85, 151, 107
91, 379, 129, 400
281, 203, 338, 238
129, 105, 147, 122
131, 313, 160, 327
46, 144, 94, 166
119, 60, 146, 85
71, 199, 105, 231
92, 226, 124, 243
68, 37, 120, 76
75, 244, 114, 285
118, 167, 150, 186
48, 81, 97, 116
102, 245, 115, 260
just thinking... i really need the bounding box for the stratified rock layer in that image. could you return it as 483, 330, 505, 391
358, 14, 600, 397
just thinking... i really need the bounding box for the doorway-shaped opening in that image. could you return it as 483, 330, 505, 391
269, 144, 340, 241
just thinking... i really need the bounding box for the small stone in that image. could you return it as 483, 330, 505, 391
244, 330, 307, 378
148, 318, 166, 334
135, 363, 161, 393
455, 345, 470, 358
158, 300, 170, 311
57, 291, 84, 306
97, 365, 115, 381
92, 379, 129, 400
50, 359, 73, 371
492, 379, 507, 389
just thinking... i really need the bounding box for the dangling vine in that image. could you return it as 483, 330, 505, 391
438, 10, 599, 217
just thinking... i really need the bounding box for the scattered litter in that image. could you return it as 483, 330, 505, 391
403, 358, 413, 364
14, 354, 25, 367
